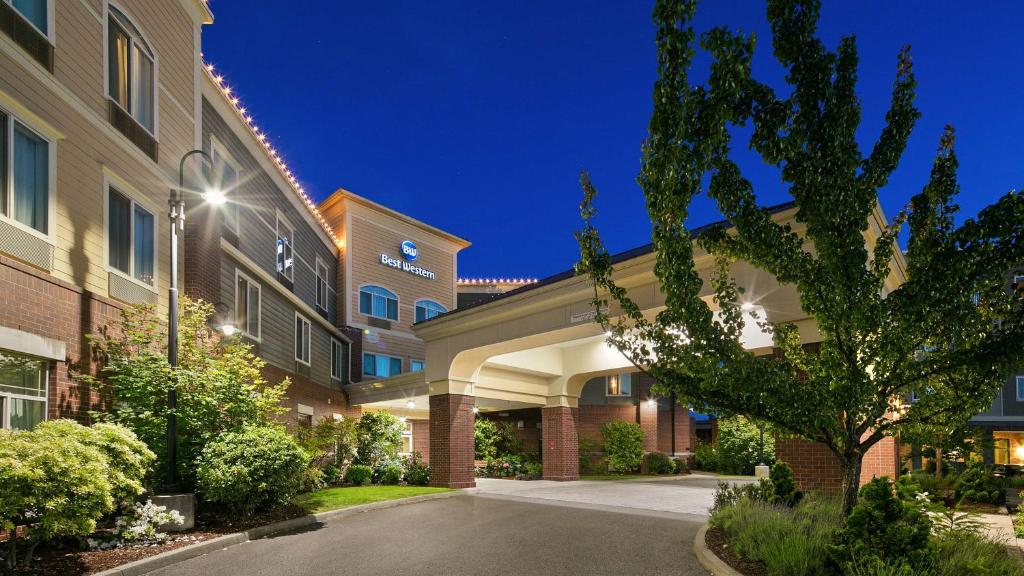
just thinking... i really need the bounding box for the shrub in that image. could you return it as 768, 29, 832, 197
520, 462, 543, 480
578, 436, 605, 474
768, 462, 803, 507
474, 418, 499, 460
926, 530, 1024, 576
346, 464, 373, 486
485, 454, 522, 478
89, 500, 185, 550
293, 416, 358, 470
672, 457, 689, 474
643, 451, 673, 474
403, 452, 430, 486
354, 411, 404, 468
196, 426, 309, 514
376, 463, 403, 485
717, 416, 774, 475
601, 421, 645, 472
954, 461, 1003, 504
322, 463, 343, 485
829, 477, 930, 570
693, 441, 720, 472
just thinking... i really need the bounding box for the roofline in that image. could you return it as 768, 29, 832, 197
319, 188, 472, 249
420, 200, 799, 323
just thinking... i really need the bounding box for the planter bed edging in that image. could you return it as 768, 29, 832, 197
693, 523, 743, 576
92, 489, 472, 576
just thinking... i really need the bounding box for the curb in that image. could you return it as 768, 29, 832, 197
92, 489, 471, 576
693, 524, 743, 576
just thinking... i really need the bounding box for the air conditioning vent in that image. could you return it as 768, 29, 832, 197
0, 3, 53, 72
0, 219, 53, 270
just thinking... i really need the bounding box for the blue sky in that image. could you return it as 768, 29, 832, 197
203, 1, 1022, 279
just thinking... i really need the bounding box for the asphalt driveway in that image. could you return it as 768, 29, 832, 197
147, 475, 739, 576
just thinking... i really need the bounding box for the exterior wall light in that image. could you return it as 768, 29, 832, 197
219, 324, 238, 337
406, 400, 416, 409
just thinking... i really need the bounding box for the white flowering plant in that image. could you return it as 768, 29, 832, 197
87, 500, 184, 551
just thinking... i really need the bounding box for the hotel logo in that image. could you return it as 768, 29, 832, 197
400, 240, 418, 261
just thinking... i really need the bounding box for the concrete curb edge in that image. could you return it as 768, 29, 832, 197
693, 523, 743, 576
92, 489, 471, 576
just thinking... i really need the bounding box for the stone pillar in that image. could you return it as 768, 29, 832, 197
542, 405, 579, 481
429, 393, 476, 488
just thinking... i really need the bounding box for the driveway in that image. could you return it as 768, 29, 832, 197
147, 475, 743, 576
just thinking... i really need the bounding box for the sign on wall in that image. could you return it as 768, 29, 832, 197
380, 240, 436, 280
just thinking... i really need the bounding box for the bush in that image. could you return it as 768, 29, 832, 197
926, 530, 1024, 576
578, 436, 605, 474
474, 418, 499, 460
717, 416, 774, 475
376, 463, 403, 485
354, 411, 404, 468
518, 462, 543, 481
693, 441, 720, 472
672, 457, 689, 474
643, 451, 673, 474
346, 464, 373, 486
403, 453, 430, 486
768, 462, 803, 507
89, 500, 185, 550
601, 421, 645, 472
322, 463, 343, 485
954, 461, 1003, 504
829, 477, 931, 570
293, 416, 357, 471
196, 426, 310, 514
485, 454, 522, 478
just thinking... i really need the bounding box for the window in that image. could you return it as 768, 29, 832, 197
316, 257, 329, 311
359, 285, 398, 321
210, 141, 239, 233
276, 214, 294, 281
331, 338, 345, 380
235, 271, 261, 340
410, 360, 425, 373
107, 6, 155, 133
107, 187, 155, 285
294, 313, 310, 365
297, 404, 313, 428
7, 0, 48, 36
363, 353, 402, 378
994, 432, 1024, 466
1014, 275, 1024, 299
400, 420, 413, 454
1017, 376, 1024, 402
606, 372, 632, 397
0, 111, 51, 236
0, 350, 47, 430
414, 300, 447, 323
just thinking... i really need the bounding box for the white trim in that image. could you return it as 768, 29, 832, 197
414, 299, 447, 322
0, 350, 49, 430
0, 325, 64, 360
297, 403, 314, 416
315, 254, 329, 311
234, 267, 262, 342
330, 336, 344, 381
210, 134, 240, 235
358, 283, 400, 322
102, 169, 159, 292
103, 1, 160, 140
0, 105, 57, 244
294, 311, 311, 366
400, 419, 413, 456
344, 210, 353, 326
3, 0, 55, 45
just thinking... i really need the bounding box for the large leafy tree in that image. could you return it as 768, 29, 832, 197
576, 0, 1024, 514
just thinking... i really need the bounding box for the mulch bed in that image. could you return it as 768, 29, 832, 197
10, 504, 313, 576
705, 525, 767, 576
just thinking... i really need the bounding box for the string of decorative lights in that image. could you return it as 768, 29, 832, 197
457, 278, 539, 285
201, 58, 342, 247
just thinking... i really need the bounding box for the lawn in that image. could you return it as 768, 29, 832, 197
293, 485, 453, 514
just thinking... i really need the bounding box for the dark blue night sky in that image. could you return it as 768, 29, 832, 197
203, 1, 1022, 280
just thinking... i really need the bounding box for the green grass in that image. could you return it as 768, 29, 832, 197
293, 485, 452, 514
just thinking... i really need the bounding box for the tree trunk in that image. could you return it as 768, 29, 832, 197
841, 451, 864, 517
5, 528, 16, 572
934, 445, 944, 480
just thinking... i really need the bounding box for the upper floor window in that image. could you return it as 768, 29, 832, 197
294, 313, 310, 366
0, 350, 48, 430
316, 257, 329, 311
363, 353, 401, 378
0, 111, 51, 237
414, 300, 446, 323
1016, 376, 1024, 402
235, 270, 261, 340
107, 6, 155, 134
107, 186, 155, 286
606, 372, 632, 397
410, 359, 425, 373
7, 0, 48, 36
331, 338, 344, 381
276, 213, 294, 281
359, 285, 397, 321
210, 140, 239, 233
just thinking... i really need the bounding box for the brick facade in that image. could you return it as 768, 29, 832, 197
776, 436, 901, 494
411, 419, 430, 462
429, 394, 476, 488
541, 406, 579, 481
657, 404, 695, 455
263, 363, 359, 425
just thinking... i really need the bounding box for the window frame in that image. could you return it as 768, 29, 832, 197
1016, 375, 1024, 402
362, 352, 402, 378
103, 172, 158, 290
4, 0, 54, 44
234, 268, 262, 341
330, 337, 345, 381
399, 419, 413, 455
209, 135, 240, 235
358, 284, 399, 321
414, 299, 447, 323
294, 312, 311, 366
605, 372, 632, 397
410, 359, 425, 373
103, 2, 158, 138
0, 105, 56, 243
276, 211, 295, 282
315, 255, 329, 312
0, 351, 49, 430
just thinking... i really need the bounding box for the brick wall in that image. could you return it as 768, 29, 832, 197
429, 394, 476, 488
577, 405, 637, 444
0, 256, 123, 423
412, 419, 429, 462
479, 408, 543, 456
182, 198, 222, 309
263, 363, 359, 425
776, 435, 901, 494
542, 406, 579, 481
657, 405, 695, 454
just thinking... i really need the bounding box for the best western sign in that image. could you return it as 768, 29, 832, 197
380, 240, 436, 280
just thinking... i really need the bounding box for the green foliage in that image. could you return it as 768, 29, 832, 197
643, 451, 673, 474
829, 478, 930, 569
81, 298, 288, 487
693, 442, 720, 472
710, 496, 842, 576
926, 531, 1024, 576
578, 436, 605, 474
474, 418, 499, 460
672, 457, 689, 474
717, 416, 774, 475
769, 462, 803, 507
484, 454, 522, 478
376, 463, 403, 485
293, 416, 358, 471
195, 426, 310, 514
600, 421, 645, 472
954, 461, 1003, 504
354, 411, 404, 468
520, 462, 543, 480
345, 465, 373, 486
402, 452, 430, 486
575, 0, 1024, 515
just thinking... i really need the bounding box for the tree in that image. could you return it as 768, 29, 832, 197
353, 411, 404, 468
576, 0, 1024, 515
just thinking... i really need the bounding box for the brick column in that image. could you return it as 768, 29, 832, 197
429, 394, 476, 488
542, 406, 579, 481
638, 400, 658, 453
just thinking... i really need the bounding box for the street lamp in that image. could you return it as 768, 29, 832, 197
165, 149, 222, 491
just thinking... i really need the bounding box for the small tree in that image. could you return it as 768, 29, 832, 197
717, 416, 774, 475
576, 0, 1024, 515
354, 411, 404, 468
293, 416, 358, 471
474, 418, 499, 460
601, 421, 646, 472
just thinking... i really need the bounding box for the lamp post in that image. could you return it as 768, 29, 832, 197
165, 149, 222, 491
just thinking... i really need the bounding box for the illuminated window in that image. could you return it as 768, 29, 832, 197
363, 353, 401, 378
359, 285, 398, 321
107, 5, 155, 133
400, 420, 413, 454
107, 186, 155, 286
316, 257, 329, 311
276, 214, 294, 281
414, 300, 446, 323
235, 270, 261, 339
0, 350, 47, 430
994, 431, 1024, 466
294, 313, 310, 366
606, 373, 632, 397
